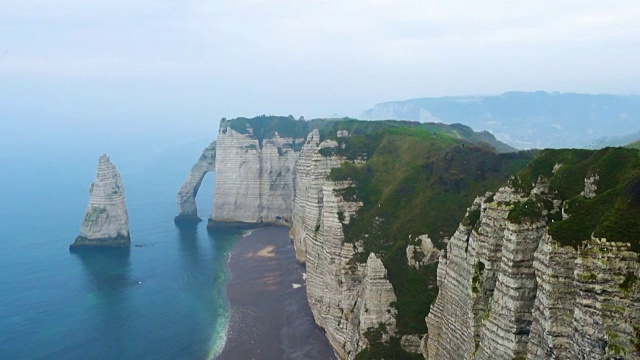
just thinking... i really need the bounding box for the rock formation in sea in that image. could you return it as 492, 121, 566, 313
70, 154, 130, 249
175, 141, 216, 223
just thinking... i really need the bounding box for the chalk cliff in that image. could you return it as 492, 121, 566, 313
289, 130, 344, 262
210, 119, 305, 226
303, 176, 397, 359
175, 141, 216, 223
426, 147, 640, 360
179, 116, 640, 360
70, 154, 130, 249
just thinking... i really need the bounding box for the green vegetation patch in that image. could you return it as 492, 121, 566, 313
224, 115, 345, 146
507, 199, 544, 224
627, 139, 640, 149
355, 331, 423, 360
462, 209, 481, 228
327, 123, 532, 335
620, 272, 639, 291
535, 147, 640, 251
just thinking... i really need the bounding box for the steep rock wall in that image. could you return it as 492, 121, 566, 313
289, 132, 399, 359
290, 130, 344, 262
71, 154, 130, 249
210, 122, 304, 225
426, 180, 640, 360
304, 178, 397, 359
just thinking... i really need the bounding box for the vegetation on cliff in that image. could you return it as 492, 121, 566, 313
507, 147, 640, 251
627, 139, 640, 149
324, 121, 532, 349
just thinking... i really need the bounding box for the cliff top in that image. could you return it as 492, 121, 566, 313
509, 146, 640, 251
220, 115, 515, 153
627, 139, 640, 149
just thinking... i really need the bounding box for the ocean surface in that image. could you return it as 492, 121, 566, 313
0, 141, 242, 359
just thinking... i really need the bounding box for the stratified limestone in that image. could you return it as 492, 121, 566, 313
360, 253, 398, 342
474, 219, 547, 360
426, 177, 640, 360
175, 141, 216, 223
526, 233, 577, 359
288, 130, 401, 359
290, 130, 343, 262
571, 238, 640, 360
210, 121, 303, 226
70, 154, 130, 249
305, 178, 366, 359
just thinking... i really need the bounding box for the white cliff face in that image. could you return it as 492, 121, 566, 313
289, 134, 399, 359
175, 141, 216, 222
71, 154, 130, 249
304, 178, 398, 359
290, 130, 344, 262
360, 253, 398, 341
425, 180, 640, 360
211, 125, 303, 225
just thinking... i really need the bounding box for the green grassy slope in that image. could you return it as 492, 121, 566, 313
223, 115, 515, 153
508, 147, 640, 252
323, 123, 533, 349
627, 139, 640, 149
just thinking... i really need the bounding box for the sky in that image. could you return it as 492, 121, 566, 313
1, 0, 640, 156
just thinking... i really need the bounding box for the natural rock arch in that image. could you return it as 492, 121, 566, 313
174, 141, 216, 223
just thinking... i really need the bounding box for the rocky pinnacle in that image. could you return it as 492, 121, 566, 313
70, 154, 130, 250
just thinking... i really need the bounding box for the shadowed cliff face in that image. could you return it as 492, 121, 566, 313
71, 154, 130, 249
175, 141, 216, 223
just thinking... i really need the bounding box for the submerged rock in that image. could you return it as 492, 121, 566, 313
70, 154, 130, 250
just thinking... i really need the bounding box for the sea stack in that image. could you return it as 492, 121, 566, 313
70, 154, 130, 250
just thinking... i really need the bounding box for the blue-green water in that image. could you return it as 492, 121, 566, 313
0, 145, 236, 359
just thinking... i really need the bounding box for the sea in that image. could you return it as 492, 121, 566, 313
0, 134, 238, 359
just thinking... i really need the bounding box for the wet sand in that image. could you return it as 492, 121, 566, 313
218, 226, 337, 360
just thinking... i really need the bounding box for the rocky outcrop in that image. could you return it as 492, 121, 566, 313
175, 141, 216, 223
426, 179, 640, 359
210, 121, 304, 226
581, 173, 599, 199
401, 334, 423, 354
70, 154, 130, 249
406, 234, 440, 270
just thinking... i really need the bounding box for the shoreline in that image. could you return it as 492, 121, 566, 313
217, 226, 336, 359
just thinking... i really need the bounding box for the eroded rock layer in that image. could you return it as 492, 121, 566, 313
304, 178, 397, 359
71, 154, 130, 249
175, 141, 216, 223
426, 179, 640, 360
210, 121, 303, 226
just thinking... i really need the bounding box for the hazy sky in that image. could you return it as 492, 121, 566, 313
1, 0, 640, 147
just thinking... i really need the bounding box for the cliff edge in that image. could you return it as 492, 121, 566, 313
426, 147, 640, 359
